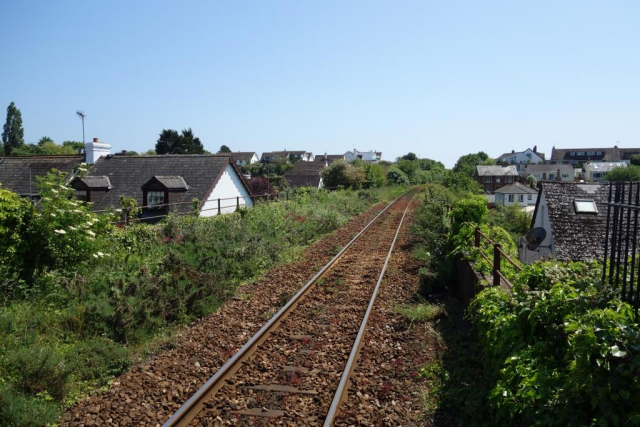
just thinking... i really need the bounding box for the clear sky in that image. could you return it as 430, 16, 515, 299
1, 1, 638, 167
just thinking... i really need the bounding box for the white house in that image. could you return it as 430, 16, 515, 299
73, 154, 253, 220
344, 149, 382, 163
583, 162, 627, 182
496, 147, 545, 170
520, 164, 575, 182
494, 182, 538, 208
231, 152, 259, 166
260, 151, 314, 163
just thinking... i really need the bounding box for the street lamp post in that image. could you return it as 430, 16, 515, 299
76, 111, 86, 143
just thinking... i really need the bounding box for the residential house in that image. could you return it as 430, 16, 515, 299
494, 182, 538, 208
314, 154, 345, 164
231, 152, 259, 166
344, 149, 382, 163
549, 146, 640, 165
72, 154, 253, 219
474, 165, 519, 194
260, 151, 314, 163
283, 160, 328, 189
520, 182, 609, 264
0, 155, 85, 200
583, 162, 627, 182
520, 164, 575, 182
496, 146, 545, 170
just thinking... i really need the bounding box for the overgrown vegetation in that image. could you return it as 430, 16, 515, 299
0, 170, 403, 426
411, 176, 640, 426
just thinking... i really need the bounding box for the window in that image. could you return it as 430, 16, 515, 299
587, 151, 594, 156
570, 152, 576, 156
593, 172, 602, 179
496, 177, 501, 183
76, 190, 88, 202
562, 173, 569, 178
528, 194, 532, 200
518, 195, 524, 202
574, 199, 598, 214
484, 177, 491, 183
147, 191, 165, 207
508, 195, 514, 202
549, 174, 556, 180
506, 177, 513, 183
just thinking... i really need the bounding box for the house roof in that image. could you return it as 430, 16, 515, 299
72, 176, 112, 190
283, 161, 326, 188
584, 162, 627, 172
260, 151, 309, 161
523, 164, 575, 174
0, 155, 85, 196
82, 154, 251, 212
550, 147, 640, 162
314, 154, 344, 162
531, 182, 611, 261
231, 152, 257, 162
475, 165, 518, 176
497, 148, 545, 161
494, 182, 538, 194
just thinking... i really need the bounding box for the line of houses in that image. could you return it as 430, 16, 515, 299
0, 140, 384, 220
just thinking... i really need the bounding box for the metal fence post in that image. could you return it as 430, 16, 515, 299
493, 243, 501, 287
218, 198, 221, 215
474, 227, 481, 247
237, 196, 240, 211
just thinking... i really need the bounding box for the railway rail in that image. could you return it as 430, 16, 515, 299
163, 189, 419, 426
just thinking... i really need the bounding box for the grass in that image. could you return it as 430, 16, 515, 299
394, 299, 446, 324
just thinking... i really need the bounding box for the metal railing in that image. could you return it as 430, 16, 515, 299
602, 181, 640, 317
473, 226, 522, 289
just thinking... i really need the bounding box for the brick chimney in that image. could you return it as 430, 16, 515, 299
85, 137, 111, 164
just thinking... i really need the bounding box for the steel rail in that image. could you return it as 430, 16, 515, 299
162, 189, 416, 427
323, 191, 417, 426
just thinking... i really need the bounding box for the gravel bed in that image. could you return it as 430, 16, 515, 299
62, 202, 387, 427
191, 195, 412, 426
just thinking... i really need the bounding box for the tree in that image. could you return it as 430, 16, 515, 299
526, 174, 537, 188
364, 163, 386, 188
322, 160, 366, 189
155, 128, 204, 154
630, 154, 640, 166
38, 136, 54, 146
605, 166, 640, 182
62, 141, 85, 154
2, 102, 25, 155
452, 152, 490, 177
218, 145, 231, 153
12, 142, 77, 156
401, 152, 417, 161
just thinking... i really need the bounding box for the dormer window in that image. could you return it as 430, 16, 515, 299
574, 199, 598, 214
147, 191, 165, 207
70, 176, 112, 203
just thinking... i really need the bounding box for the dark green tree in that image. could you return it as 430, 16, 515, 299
452, 151, 490, 177
38, 136, 54, 145
630, 154, 640, 166
605, 165, 640, 181
218, 145, 231, 153
2, 102, 25, 155
62, 141, 85, 154
401, 152, 417, 161
155, 128, 204, 155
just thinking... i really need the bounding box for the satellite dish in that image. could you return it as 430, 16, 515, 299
524, 227, 546, 251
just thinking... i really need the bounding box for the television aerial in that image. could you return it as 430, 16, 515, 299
524, 227, 546, 251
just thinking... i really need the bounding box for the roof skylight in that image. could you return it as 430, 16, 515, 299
574, 199, 598, 214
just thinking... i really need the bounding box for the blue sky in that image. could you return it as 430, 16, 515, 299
1, 1, 638, 167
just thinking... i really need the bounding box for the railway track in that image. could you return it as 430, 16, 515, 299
163, 189, 419, 426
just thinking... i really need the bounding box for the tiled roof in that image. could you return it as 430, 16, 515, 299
494, 182, 538, 194
283, 161, 326, 188
84, 154, 250, 212
0, 155, 84, 196
73, 176, 112, 190
153, 176, 189, 190
533, 182, 611, 261
475, 165, 518, 176
314, 154, 344, 162
497, 149, 545, 161
231, 152, 257, 162
550, 147, 640, 162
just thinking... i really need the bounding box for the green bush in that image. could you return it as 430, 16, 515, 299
0, 386, 59, 427
6, 345, 72, 401
469, 261, 640, 426
71, 337, 131, 382
450, 194, 488, 235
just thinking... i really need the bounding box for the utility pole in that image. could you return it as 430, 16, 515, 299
76, 111, 86, 143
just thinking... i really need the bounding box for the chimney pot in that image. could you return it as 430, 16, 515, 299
93, 137, 99, 143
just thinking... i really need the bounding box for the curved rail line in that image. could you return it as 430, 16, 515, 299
163, 189, 419, 427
